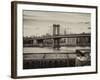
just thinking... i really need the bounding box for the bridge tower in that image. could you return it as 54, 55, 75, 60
53, 24, 60, 36
53, 24, 60, 50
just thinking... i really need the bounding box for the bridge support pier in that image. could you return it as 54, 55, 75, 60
53, 38, 60, 50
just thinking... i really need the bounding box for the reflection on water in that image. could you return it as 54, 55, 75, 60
23, 47, 90, 53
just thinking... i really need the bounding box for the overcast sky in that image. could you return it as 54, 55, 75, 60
23, 10, 91, 37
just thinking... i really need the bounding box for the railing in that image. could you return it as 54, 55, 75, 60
23, 52, 90, 69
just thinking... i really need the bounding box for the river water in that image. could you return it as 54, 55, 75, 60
23, 46, 90, 54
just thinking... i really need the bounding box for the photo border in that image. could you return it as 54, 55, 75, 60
11, 1, 98, 78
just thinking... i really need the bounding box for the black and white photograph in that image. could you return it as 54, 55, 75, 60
11, 1, 97, 78
23, 10, 91, 69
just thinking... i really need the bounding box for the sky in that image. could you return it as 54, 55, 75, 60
23, 10, 91, 37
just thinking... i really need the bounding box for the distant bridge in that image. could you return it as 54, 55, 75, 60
23, 24, 91, 49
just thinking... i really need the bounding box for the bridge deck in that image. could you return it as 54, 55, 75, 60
24, 34, 90, 40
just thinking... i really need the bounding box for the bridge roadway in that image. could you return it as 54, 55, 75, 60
31, 34, 90, 40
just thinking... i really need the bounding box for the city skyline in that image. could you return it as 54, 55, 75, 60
23, 10, 91, 37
